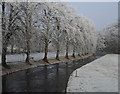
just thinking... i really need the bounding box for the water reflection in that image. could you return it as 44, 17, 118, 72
44, 65, 48, 92
55, 63, 59, 91
2, 56, 96, 92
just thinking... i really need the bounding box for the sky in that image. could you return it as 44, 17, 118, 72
0, 2, 118, 30
68, 2, 118, 30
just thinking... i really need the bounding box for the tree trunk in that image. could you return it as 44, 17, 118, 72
2, 43, 9, 68
43, 38, 49, 63
17, 46, 20, 54
82, 47, 84, 56
11, 44, 14, 54
56, 49, 60, 60
65, 42, 69, 59
25, 40, 32, 65
78, 53, 81, 57
72, 46, 75, 58
25, 7, 32, 65
1, 2, 10, 68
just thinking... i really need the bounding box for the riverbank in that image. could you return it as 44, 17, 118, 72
1, 54, 93, 76
67, 54, 118, 92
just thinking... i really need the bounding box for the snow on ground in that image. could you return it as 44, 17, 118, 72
0, 52, 74, 63
67, 54, 118, 92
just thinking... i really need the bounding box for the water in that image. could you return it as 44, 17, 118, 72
2, 56, 97, 92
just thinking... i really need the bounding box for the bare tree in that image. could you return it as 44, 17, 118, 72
1, 2, 8, 68
18, 2, 37, 64
34, 3, 63, 62
2, 2, 21, 68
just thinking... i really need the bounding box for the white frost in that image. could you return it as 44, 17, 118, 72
67, 54, 118, 92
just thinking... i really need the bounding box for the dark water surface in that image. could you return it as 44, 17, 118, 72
2, 56, 98, 92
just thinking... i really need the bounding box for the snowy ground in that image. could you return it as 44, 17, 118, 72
67, 54, 118, 92
0, 52, 74, 63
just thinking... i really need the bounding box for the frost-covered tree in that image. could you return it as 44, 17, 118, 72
51, 3, 75, 60
34, 3, 61, 62
79, 15, 97, 55
62, 10, 76, 59
96, 31, 106, 52
51, 16, 64, 60
70, 15, 84, 57
97, 22, 119, 54
1, 2, 98, 67
71, 15, 97, 56
2, 2, 21, 68
17, 2, 37, 64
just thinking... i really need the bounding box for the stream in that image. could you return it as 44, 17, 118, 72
2, 56, 99, 92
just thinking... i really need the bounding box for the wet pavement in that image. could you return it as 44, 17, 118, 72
2, 56, 98, 92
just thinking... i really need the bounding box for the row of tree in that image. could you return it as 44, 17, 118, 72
97, 21, 120, 54
1, 2, 97, 68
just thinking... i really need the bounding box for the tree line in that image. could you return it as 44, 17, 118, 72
97, 21, 120, 54
1, 2, 97, 68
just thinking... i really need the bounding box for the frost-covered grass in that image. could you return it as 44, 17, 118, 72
67, 54, 118, 92
0, 52, 75, 63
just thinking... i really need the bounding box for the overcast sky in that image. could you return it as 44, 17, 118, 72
0, 2, 118, 30
68, 2, 118, 30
